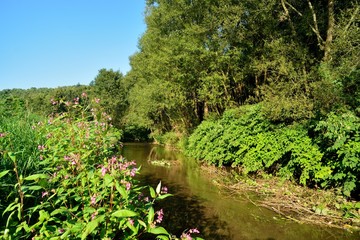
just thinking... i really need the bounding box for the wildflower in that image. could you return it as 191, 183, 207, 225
130, 168, 137, 177
50, 98, 57, 105
101, 166, 107, 176
126, 182, 131, 190
42, 191, 48, 198
39, 155, 43, 160
91, 211, 98, 220
128, 219, 134, 226
90, 195, 96, 205
155, 209, 164, 224
180, 233, 192, 240
0, 133, 6, 138
38, 145, 45, 151
161, 186, 168, 194
189, 229, 200, 234
144, 197, 149, 202
110, 156, 117, 165
95, 98, 100, 103
81, 92, 87, 97
58, 229, 65, 234
65, 101, 71, 106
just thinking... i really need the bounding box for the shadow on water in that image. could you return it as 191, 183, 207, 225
139, 174, 231, 240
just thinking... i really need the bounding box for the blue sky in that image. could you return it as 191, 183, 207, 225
0, 1, 146, 90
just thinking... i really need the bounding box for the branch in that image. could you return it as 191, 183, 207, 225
342, 6, 360, 38
285, 2, 303, 16
280, 0, 296, 35
307, 0, 324, 48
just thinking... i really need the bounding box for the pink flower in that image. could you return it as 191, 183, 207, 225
91, 211, 98, 220
90, 195, 96, 205
81, 92, 87, 97
161, 186, 168, 194
58, 229, 64, 234
42, 191, 48, 198
155, 209, 164, 224
38, 145, 45, 151
128, 219, 134, 226
95, 98, 100, 103
189, 228, 200, 234
101, 166, 107, 176
130, 168, 137, 177
126, 182, 131, 190
180, 233, 192, 240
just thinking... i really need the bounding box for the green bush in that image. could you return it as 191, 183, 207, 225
315, 110, 360, 197
186, 104, 331, 187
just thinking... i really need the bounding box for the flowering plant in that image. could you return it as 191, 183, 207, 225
1, 95, 199, 239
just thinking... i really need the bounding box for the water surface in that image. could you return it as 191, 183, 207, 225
120, 143, 359, 240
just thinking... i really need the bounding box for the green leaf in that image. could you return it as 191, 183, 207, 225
148, 226, 169, 235
27, 185, 43, 191
50, 207, 68, 216
81, 217, 101, 240
60, 229, 71, 239
8, 152, 16, 163
156, 194, 172, 200
149, 187, 156, 199
112, 210, 138, 218
0, 170, 10, 179
24, 174, 48, 181
156, 235, 170, 240
138, 219, 147, 228
39, 210, 50, 222
148, 207, 154, 224
104, 174, 113, 186
115, 181, 128, 199
3, 201, 19, 216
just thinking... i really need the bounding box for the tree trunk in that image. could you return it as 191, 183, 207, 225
323, 0, 335, 62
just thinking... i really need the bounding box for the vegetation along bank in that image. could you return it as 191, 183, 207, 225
1, 0, 359, 235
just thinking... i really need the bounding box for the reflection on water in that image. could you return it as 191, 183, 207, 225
120, 143, 359, 240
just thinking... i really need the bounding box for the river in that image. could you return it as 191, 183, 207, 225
120, 143, 359, 240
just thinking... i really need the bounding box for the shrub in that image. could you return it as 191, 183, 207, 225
186, 104, 331, 187
315, 110, 360, 197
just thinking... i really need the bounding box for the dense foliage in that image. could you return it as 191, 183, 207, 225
1, 0, 359, 201
186, 105, 360, 198
0, 96, 201, 239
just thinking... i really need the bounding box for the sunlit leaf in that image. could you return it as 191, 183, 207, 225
112, 209, 138, 218
0, 170, 10, 179
148, 226, 169, 235
24, 174, 48, 181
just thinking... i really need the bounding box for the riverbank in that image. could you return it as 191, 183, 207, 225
200, 164, 360, 233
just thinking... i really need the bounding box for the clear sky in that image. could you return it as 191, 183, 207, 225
0, 1, 146, 90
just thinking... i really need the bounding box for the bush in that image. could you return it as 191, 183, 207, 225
186, 104, 331, 187
315, 110, 360, 197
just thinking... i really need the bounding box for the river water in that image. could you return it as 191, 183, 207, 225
120, 143, 359, 240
